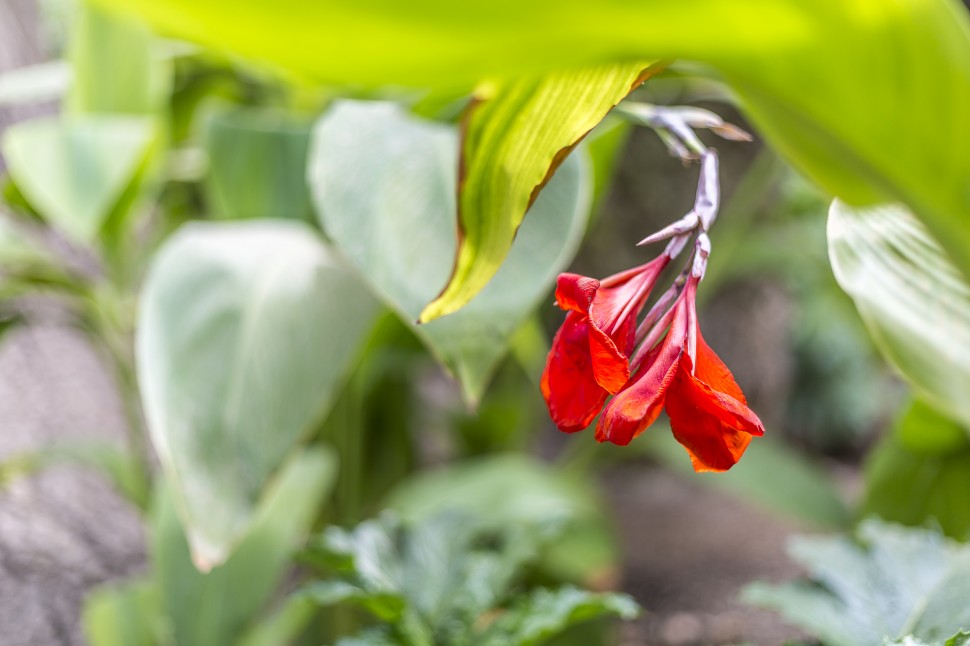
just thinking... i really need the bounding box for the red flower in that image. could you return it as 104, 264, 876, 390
595, 276, 764, 472
540, 256, 669, 432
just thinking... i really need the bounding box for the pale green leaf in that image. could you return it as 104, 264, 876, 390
828, 201, 970, 430
419, 62, 655, 321
309, 100, 589, 404
744, 520, 970, 646
0, 61, 71, 106
1, 116, 155, 243
137, 220, 378, 567
153, 446, 338, 645
88, 0, 970, 285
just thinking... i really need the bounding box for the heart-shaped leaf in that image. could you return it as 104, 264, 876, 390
309, 100, 589, 404
137, 220, 379, 567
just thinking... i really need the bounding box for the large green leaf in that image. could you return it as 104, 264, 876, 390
1, 116, 156, 243
864, 400, 970, 541
309, 100, 589, 404
419, 63, 654, 321
828, 201, 970, 430
82, 579, 164, 646
744, 520, 970, 646
137, 220, 378, 568
153, 446, 337, 645
90, 0, 970, 286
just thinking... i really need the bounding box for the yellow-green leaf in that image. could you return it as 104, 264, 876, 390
419, 62, 656, 321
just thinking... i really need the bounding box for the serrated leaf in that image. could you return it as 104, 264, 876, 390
1, 116, 155, 243
153, 446, 338, 645
419, 62, 655, 321
478, 586, 639, 646
384, 454, 617, 586
828, 201, 970, 430
309, 100, 589, 404
137, 220, 378, 567
744, 520, 970, 646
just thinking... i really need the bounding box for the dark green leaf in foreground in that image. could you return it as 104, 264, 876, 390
384, 454, 617, 586
477, 586, 639, 646
864, 400, 970, 541
1, 116, 155, 243
303, 510, 635, 645
137, 220, 378, 568
419, 62, 655, 321
829, 201, 970, 432
309, 100, 589, 404
744, 520, 970, 646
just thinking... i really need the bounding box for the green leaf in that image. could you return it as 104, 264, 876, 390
887, 631, 970, 646
419, 63, 654, 321
0, 61, 70, 106
89, 0, 970, 285
384, 454, 617, 586
82, 578, 165, 646
204, 105, 314, 221
68, 1, 169, 114
478, 586, 639, 646
237, 596, 317, 646
309, 100, 590, 404
864, 400, 970, 541
744, 520, 970, 646
1, 116, 156, 243
303, 510, 574, 645
828, 201, 970, 430
137, 220, 378, 567
153, 446, 338, 645
644, 431, 851, 529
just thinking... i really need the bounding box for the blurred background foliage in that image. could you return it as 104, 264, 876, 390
1, 0, 970, 644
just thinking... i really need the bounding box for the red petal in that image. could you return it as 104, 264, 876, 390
555, 273, 599, 314
594, 297, 690, 445
541, 312, 609, 432
588, 316, 633, 394
665, 354, 765, 472
693, 328, 746, 404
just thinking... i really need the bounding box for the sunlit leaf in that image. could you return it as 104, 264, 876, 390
137, 220, 378, 567
828, 201, 970, 430
152, 446, 337, 645
309, 100, 589, 404
744, 520, 970, 646
1, 116, 155, 243
90, 0, 970, 284
68, 1, 169, 114
419, 63, 654, 321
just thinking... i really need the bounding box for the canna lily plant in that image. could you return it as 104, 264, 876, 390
542, 107, 765, 472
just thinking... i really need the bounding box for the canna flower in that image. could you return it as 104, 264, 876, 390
541, 254, 670, 432
595, 268, 764, 472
